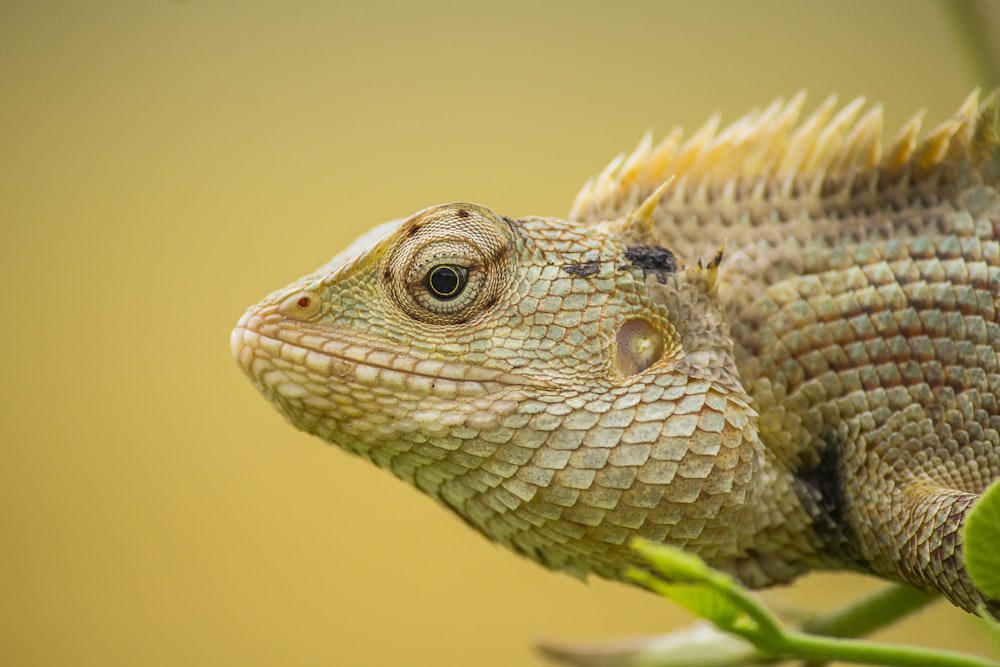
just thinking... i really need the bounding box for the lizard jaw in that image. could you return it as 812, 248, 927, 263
231, 303, 545, 424
231, 301, 546, 480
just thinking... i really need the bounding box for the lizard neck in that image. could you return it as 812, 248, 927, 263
303, 361, 821, 588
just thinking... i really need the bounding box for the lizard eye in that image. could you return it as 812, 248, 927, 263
425, 265, 468, 300
407, 256, 482, 318
381, 204, 515, 326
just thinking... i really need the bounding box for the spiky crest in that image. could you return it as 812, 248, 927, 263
570, 90, 1000, 223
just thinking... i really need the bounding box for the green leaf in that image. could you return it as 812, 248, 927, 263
628, 567, 747, 631
536, 623, 763, 667
627, 540, 1000, 667
965, 479, 1000, 601
627, 541, 751, 633
630, 538, 713, 582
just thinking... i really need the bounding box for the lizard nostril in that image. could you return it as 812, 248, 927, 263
615, 319, 664, 377
279, 291, 321, 320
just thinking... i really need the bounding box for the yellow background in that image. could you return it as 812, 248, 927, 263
2, 1, 997, 665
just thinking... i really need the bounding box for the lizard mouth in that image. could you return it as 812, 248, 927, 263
231, 305, 543, 404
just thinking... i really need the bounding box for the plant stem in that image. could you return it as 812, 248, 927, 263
778, 630, 1000, 667
705, 568, 998, 667
941, 0, 1000, 87
802, 584, 938, 638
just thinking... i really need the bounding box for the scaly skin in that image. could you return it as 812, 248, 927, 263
232, 91, 1000, 615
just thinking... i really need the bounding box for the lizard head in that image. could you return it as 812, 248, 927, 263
232, 202, 757, 577
232, 203, 689, 444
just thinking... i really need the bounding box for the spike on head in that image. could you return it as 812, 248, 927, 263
708, 246, 724, 270
597, 178, 674, 246
693, 246, 724, 294
628, 179, 674, 232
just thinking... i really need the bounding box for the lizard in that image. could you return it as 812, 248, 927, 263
232, 90, 1000, 616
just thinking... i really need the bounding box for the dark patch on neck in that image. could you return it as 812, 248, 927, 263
793, 428, 868, 570
624, 245, 676, 283
561, 260, 601, 277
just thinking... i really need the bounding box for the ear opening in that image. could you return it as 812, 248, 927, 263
614, 319, 666, 377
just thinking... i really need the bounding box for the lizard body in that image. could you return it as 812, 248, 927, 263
233, 91, 1000, 614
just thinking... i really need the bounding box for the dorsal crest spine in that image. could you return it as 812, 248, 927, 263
571, 90, 1000, 222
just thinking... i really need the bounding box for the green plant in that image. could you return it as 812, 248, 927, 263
539, 480, 1000, 667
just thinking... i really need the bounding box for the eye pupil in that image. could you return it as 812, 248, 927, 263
426, 265, 467, 300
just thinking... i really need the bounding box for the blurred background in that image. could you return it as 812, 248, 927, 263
2, 1, 998, 665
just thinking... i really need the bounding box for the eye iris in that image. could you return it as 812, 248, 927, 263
426, 265, 467, 300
